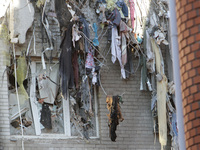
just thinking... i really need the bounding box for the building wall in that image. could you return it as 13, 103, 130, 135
0, 1, 174, 150
175, 0, 200, 149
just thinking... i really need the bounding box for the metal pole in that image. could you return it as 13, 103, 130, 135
168, 0, 186, 149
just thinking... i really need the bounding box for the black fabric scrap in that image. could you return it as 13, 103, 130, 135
40, 103, 52, 129
59, 23, 75, 99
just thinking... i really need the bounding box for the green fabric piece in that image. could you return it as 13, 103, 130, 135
15, 56, 29, 105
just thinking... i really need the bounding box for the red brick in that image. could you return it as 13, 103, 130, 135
183, 106, 187, 116
188, 53, 195, 61
186, 20, 194, 28
188, 0, 195, 3
197, 126, 200, 134
192, 59, 200, 68
189, 128, 196, 137
181, 23, 186, 32
194, 135, 200, 144
183, 82, 187, 91
188, 10, 197, 19
186, 78, 193, 87
191, 145, 198, 150
194, 92, 200, 101
187, 95, 194, 104
188, 69, 196, 77
183, 98, 188, 107
184, 46, 191, 55
194, 17, 200, 24
193, 1, 200, 9
179, 33, 183, 43
182, 56, 187, 65
193, 119, 200, 128
185, 62, 192, 71
181, 13, 188, 23
182, 65, 186, 73
195, 33, 200, 41
186, 104, 192, 114
184, 124, 188, 132
185, 3, 193, 12
183, 72, 189, 80
190, 85, 198, 94
190, 26, 199, 34
186, 140, 189, 148
192, 102, 199, 111
180, 49, 184, 58
196, 50, 200, 58
188, 111, 196, 120
176, 2, 180, 11
179, 7, 185, 16
188, 137, 194, 147
181, 0, 187, 7
186, 131, 190, 140
191, 42, 200, 52
187, 36, 195, 45
187, 121, 193, 130
184, 88, 190, 97
198, 68, 200, 75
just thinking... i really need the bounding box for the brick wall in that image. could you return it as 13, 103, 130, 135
175, 0, 200, 149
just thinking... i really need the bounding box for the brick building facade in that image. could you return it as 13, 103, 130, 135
175, 0, 200, 149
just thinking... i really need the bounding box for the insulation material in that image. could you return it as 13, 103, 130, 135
37, 64, 59, 104
15, 56, 29, 105
151, 38, 167, 147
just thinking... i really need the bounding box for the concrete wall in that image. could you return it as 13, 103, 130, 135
175, 0, 200, 149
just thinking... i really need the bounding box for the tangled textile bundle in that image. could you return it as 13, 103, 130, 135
106, 95, 124, 141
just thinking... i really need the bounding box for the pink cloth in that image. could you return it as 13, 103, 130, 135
129, 0, 135, 29
85, 47, 95, 69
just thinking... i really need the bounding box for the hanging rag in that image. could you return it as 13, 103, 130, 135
15, 55, 29, 105
59, 23, 74, 99
72, 24, 81, 48
124, 46, 134, 78
92, 23, 99, 46
106, 95, 124, 142
81, 75, 91, 112
79, 16, 90, 53
140, 55, 147, 91
120, 20, 130, 66
129, 0, 135, 29
72, 50, 79, 89
107, 8, 121, 27
40, 103, 52, 129
144, 30, 155, 73
85, 47, 95, 69
111, 26, 126, 79
151, 38, 167, 147
116, 0, 128, 17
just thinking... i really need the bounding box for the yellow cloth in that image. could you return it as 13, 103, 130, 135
151, 38, 167, 147
16, 55, 29, 105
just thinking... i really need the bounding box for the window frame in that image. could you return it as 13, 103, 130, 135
10, 61, 100, 139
